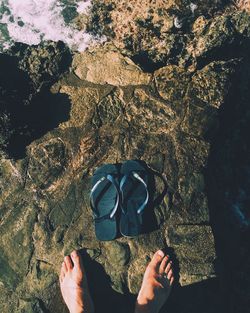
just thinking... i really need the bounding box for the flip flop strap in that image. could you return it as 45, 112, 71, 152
90, 174, 119, 219
120, 171, 149, 214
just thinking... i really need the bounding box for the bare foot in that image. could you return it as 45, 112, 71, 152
135, 250, 174, 313
59, 250, 94, 313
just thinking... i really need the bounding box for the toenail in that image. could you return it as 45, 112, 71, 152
157, 250, 164, 257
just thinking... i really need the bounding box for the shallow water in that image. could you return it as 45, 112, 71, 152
0, 0, 97, 52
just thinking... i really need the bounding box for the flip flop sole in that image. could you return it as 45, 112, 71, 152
120, 160, 149, 237
91, 164, 119, 241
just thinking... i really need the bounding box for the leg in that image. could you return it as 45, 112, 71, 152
59, 250, 94, 313
135, 250, 174, 313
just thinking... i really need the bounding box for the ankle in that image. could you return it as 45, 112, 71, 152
135, 301, 158, 313
69, 309, 84, 313
137, 289, 154, 307
135, 297, 159, 313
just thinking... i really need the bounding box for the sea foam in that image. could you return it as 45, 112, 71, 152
0, 0, 98, 52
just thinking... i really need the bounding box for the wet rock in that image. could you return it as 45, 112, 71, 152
192, 15, 210, 35
235, 0, 250, 14
0, 48, 72, 159
188, 14, 237, 60
86, 0, 227, 62
0, 53, 33, 157
85, 1, 115, 38
232, 10, 250, 36
12, 41, 72, 91
82, 0, 230, 72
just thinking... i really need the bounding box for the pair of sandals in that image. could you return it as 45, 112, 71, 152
90, 160, 150, 241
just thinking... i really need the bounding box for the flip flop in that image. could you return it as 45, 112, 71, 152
120, 160, 149, 237
90, 164, 120, 241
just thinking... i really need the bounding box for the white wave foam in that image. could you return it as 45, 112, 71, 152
0, 0, 100, 51
77, 0, 92, 14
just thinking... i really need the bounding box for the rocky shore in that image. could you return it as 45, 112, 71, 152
0, 1, 250, 312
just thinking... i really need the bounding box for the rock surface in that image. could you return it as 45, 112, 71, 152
1, 2, 250, 313
72, 47, 152, 85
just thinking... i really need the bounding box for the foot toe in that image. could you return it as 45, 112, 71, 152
159, 256, 169, 274
62, 261, 68, 274
71, 250, 82, 268
167, 269, 173, 280
64, 255, 73, 270
59, 271, 65, 283
164, 261, 172, 274
150, 250, 165, 270
60, 262, 66, 282
170, 276, 174, 285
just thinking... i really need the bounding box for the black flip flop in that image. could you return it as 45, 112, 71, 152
120, 160, 149, 237
90, 164, 120, 241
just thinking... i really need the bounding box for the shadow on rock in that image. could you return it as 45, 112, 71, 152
80, 249, 136, 313
144, 166, 170, 233
165, 278, 222, 313
205, 57, 250, 313
0, 52, 71, 159
81, 248, 220, 313
162, 246, 180, 285
160, 247, 220, 313
138, 160, 159, 235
